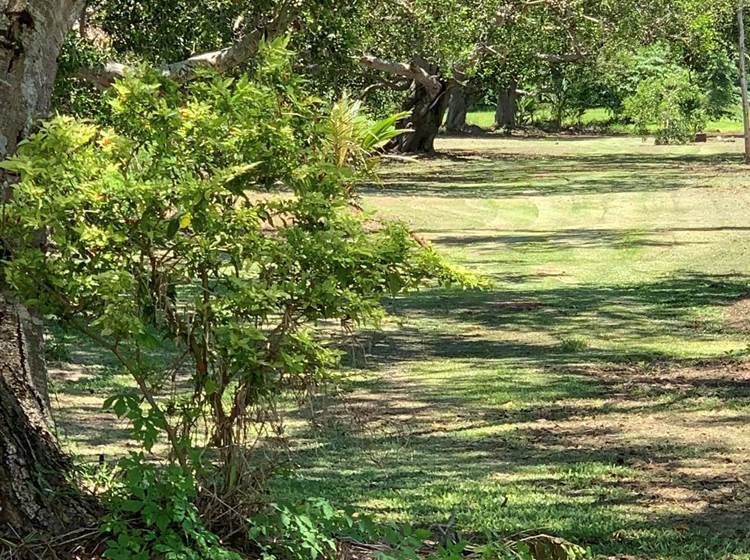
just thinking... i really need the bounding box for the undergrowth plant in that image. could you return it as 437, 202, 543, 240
245, 496, 589, 560
101, 455, 239, 560
1, 36, 478, 557
623, 68, 707, 144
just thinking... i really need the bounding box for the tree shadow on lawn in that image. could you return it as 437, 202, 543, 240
428, 226, 742, 253
286, 360, 750, 558
365, 152, 741, 199
281, 272, 750, 558
286, 363, 750, 558
362, 272, 750, 366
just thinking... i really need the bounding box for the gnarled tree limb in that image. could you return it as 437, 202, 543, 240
359, 54, 442, 97
79, 1, 299, 87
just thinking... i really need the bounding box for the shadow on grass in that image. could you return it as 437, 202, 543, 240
348, 272, 750, 367
366, 152, 743, 199
285, 362, 750, 557
284, 382, 750, 557
280, 272, 750, 559
428, 226, 750, 253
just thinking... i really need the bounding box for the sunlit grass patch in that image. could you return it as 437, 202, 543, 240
52, 135, 750, 559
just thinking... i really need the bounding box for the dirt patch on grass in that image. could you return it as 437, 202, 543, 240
527, 360, 750, 533
723, 295, 750, 334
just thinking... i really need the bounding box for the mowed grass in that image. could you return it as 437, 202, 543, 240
466, 107, 746, 134
276, 136, 750, 560
48, 135, 750, 559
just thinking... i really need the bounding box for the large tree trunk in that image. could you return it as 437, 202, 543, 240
1, 0, 92, 550
395, 83, 450, 153
388, 59, 451, 154
359, 56, 457, 154
0, 297, 94, 541
445, 86, 469, 134
494, 81, 518, 131
1, 1, 81, 155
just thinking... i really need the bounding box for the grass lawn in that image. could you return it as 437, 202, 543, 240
50, 135, 750, 559
278, 136, 750, 560
466, 107, 746, 135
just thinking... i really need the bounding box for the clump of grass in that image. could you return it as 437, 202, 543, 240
45, 339, 72, 363
558, 337, 589, 353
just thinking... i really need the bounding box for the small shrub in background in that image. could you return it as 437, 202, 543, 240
623, 68, 707, 144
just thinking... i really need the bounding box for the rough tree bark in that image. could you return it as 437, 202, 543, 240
494, 81, 518, 131
1, 1, 93, 547
393, 74, 451, 153
0, 0, 83, 156
360, 55, 451, 154
739, 1, 750, 164
445, 86, 469, 134
0, 297, 95, 545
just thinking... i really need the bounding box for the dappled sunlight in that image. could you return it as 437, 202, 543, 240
47, 135, 750, 558
277, 136, 750, 559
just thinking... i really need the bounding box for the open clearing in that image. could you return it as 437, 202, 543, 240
52, 135, 750, 560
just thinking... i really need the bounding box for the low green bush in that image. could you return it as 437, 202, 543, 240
623, 68, 707, 144
102, 455, 240, 560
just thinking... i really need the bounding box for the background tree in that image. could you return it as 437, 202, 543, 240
470, 0, 738, 132
357, 0, 492, 153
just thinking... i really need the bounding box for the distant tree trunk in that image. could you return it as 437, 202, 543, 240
360, 55, 452, 154
494, 81, 518, 131
388, 58, 451, 154
1, 0, 94, 547
739, 1, 750, 164
392, 82, 450, 153
445, 86, 469, 133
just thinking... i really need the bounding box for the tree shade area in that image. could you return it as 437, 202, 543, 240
1, 1, 750, 559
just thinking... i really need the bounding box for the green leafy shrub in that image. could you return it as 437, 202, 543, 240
1, 35, 477, 553
102, 455, 240, 560
592, 42, 735, 123
515, 95, 540, 127
594, 43, 680, 118
247, 499, 590, 560
623, 68, 707, 144
701, 51, 739, 119
248, 498, 340, 560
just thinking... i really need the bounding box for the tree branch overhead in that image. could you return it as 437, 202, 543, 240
79, 2, 299, 87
